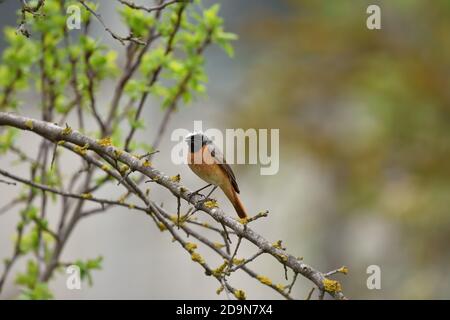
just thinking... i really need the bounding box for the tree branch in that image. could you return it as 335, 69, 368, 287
118, 0, 188, 13
78, 0, 146, 46
0, 112, 347, 300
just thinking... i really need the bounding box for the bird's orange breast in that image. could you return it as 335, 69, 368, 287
188, 146, 227, 186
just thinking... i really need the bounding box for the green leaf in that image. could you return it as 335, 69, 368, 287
80, 35, 98, 53
140, 47, 166, 76
19, 227, 40, 254
119, 6, 154, 38
167, 60, 186, 75
216, 31, 238, 42
19, 282, 53, 300
78, 1, 99, 23
86, 256, 103, 270
124, 80, 150, 99
214, 30, 238, 57
203, 4, 221, 28
74, 256, 103, 286
0, 128, 18, 153
15, 260, 39, 289
20, 206, 38, 221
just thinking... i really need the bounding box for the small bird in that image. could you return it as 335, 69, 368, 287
185, 132, 247, 219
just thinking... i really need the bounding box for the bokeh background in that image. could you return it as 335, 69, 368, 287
1, 0, 450, 299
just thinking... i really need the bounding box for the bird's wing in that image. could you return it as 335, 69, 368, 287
207, 143, 240, 194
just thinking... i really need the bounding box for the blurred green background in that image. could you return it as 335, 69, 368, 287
224, 0, 450, 299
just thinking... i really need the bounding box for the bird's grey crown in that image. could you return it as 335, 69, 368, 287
185, 132, 212, 153
185, 131, 211, 144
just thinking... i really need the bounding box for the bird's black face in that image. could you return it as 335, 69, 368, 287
186, 134, 208, 153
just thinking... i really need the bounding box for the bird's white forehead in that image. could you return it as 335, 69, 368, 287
185, 131, 204, 139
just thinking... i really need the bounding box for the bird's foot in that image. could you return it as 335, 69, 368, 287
188, 191, 206, 203
187, 184, 214, 203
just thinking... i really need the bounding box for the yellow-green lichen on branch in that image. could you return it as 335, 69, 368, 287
277, 253, 288, 263
143, 159, 152, 167
212, 261, 228, 277
157, 222, 167, 232
170, 214, 189, 225
119, 164, 129, 174
233, 289, 246, 300
184, 242, 198, 253
322, 278, 342, 293
204, 199, 218, 209
272, 240, 285, 250
338, 266, 349, 275
190, 252, 205, 264
256, 275, 273, 286
61, 124, 72, 136
238, 217, 248, 225
275, 284, 285, 291
213, 242, 225, 249
232, 257, 244, 265
74, 143, 90, 156
97, 137, 112, 147
113, 149, 123, 158
216, 285, 224, 295
24, 120, 33, 130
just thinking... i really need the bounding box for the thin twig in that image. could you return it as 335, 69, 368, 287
176, 196, 181, 229
78, 0, 146, 46
0, 112, 348, 300
0, 198, 23, 215
306, 287, 315, 300
324, 266, 348, 277
246, 210, 269, 223
287, 272, 299, 294
50, 141, 58, 170
0, 169, 140, 211
229, 250, 264, 272
228, 236, 243, 271
0, 178, 16, 186
123, 3, 188, 151
318, 289, 325, 300
119, 0, 187, 13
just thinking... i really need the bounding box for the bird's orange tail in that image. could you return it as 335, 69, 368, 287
222, 185, 247, 219
232, 193, 248, 219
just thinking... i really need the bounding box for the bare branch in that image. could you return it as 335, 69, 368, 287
78, 0, 146, 46
123, 3, 189, 151
0, 168, 140, 211
0, 112, 347, 300
0, 178, 16, 186
118, 0, 188, 13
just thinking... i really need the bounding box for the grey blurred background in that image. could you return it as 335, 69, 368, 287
1, 0, 450, 299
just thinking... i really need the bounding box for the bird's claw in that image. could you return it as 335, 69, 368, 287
188, 191, 206, 203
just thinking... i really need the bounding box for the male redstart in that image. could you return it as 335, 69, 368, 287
185, 132, 247, 219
